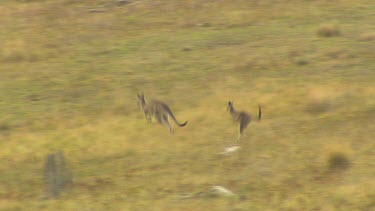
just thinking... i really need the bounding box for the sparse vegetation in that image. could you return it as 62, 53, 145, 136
317, 24, 341, 37
44, 151, 72, 199
323, 144, 352, 172
296, 58, 309, 66
326, 150, 351, 171
359, 32, 375, 41
0, 0, 374, 210
305, 100, 331, 114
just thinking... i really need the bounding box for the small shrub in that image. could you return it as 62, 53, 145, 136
317, 25, 341, 37
327, 152, 350, 170
296, 58, 309, 66
324, 145, 351, 171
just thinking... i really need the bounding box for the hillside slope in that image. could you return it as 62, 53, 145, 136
0, 0, 374, 210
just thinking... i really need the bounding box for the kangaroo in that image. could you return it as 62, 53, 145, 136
227, 101, 261, 140
137, 92, 187, 134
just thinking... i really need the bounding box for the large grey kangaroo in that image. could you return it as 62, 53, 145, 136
227, 101, 261, 140
137, 93, 187, 134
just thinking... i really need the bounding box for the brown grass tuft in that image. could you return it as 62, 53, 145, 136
324, 144, 351, 171
327, 151, 350, 170
317, 24, 341, 37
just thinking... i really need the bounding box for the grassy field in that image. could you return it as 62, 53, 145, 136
0, 0, 374, 210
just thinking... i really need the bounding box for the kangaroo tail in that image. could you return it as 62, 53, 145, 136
166, 107, 188, 127
172, 117, 188, 127
178, 121, 188, 127
258, 104, 262, 121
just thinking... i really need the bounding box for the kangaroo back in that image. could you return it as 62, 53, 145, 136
137, 93, 187, 134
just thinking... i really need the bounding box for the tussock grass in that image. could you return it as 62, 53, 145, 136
317, 24, 341, 37
295, 58, 309, 66
324, 145, 352, 171
326, 149, 351, 171
327, 151, 350, 170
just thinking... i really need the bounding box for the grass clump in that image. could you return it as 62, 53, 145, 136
324, 144, 351, 171
359, 32, 375, 41
0, 123, 11, 132
317, 24, 341, 37
328, 152, 350, 170
305, 99, 331, 115
295, 58, 309, 66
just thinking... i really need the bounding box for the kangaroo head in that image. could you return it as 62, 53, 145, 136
227, 101, 234, 112
137, 92, 146, 109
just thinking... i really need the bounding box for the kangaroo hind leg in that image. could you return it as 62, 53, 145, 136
239, 119, 250, 137
155, 113, 163, 124
162, 114, 174, 134
144, 113, 152, 123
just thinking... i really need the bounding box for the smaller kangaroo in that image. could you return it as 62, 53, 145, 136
227, 101, 261, 140
137, 92, 188, 134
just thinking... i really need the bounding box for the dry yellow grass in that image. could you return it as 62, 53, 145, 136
0, 0, 374, 210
